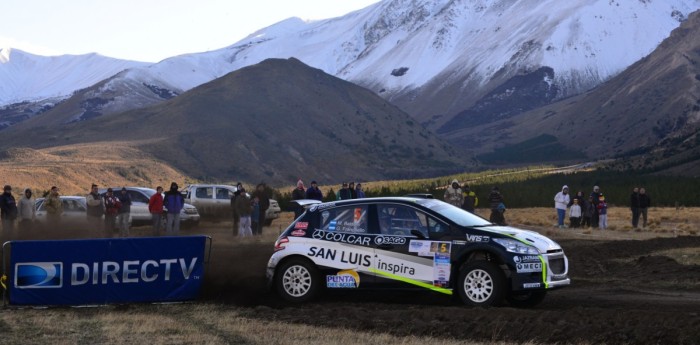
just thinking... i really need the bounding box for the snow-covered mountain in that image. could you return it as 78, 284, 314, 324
0, 47, 148, 105
3, 0, 699, 130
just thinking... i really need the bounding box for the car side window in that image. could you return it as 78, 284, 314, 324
428, 217, 449, 237
377, 204, 428, 237
215, 188, 232, 200
128, 191, 148, 203
195, 187, 213, 199
320, 205, 368, 233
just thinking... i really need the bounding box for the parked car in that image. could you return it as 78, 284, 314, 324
267, 197, 570, 307
183, 184, 280, 225
35, 196, 131, 228
99, 187, 200, 228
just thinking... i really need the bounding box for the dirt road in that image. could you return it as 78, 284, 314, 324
200, 235, 700, 344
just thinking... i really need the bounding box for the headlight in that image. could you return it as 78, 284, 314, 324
492, 238, 539, 254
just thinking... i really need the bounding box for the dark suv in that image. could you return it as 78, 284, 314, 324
266, 197, 569, 307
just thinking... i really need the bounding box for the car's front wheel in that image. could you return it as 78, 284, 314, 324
275, 258, 320, 303
457, 261, 505, 307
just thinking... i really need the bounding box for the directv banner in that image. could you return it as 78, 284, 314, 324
9, 236, 207, 305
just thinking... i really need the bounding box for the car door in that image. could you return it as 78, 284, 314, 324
192, 186, 216, 217
372, 203, 452, 292
214, 186, 234, 218
126, 190, 151, 223
312, 203, 376, 288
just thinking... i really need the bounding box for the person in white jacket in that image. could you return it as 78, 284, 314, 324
17, 188, 36, 233
569, 198, 582, 228
554, 185, 570, 228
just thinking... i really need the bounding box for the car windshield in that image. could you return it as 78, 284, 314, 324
416, 199, 492, 227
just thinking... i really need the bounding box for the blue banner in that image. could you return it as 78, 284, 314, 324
9, 236, 207, 305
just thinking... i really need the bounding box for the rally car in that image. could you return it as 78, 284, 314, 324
266, 197, 570, 307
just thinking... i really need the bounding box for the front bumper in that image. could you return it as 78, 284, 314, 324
511, 252, 570, 291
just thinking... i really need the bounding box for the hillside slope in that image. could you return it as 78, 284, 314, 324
450, 9, 700, 173
4, 58, 465, 184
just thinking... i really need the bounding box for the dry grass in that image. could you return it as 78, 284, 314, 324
0, 304, 546, 345
474, 207, 700, 240
0, 143, 188, 196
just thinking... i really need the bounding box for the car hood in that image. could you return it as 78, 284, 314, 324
479, 226, 563, 253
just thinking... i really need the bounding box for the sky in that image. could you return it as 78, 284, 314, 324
0, 0, 381, 62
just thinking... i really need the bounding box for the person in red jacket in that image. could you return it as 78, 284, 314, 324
149, 186, 164, 236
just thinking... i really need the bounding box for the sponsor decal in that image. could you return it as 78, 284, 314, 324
376, 258, 416, 276
316, 202, 336, 210
433, 252, 451, 287
312, 229, 372, 246
294, 222, 308, 230
15, 262, 63, 289
430, 242, 451, 254
516, 262, 542, 273
328, 220, 337, 231
15, 259, 198, 288
354, 208, 363, 222
452, 240, 467, 245
374, 235, 406, 245
409, 240, 432, 253
523, 283, 541, 289
307, 247, 372, 267
466, 234, 490, 242
290, 229, 306, 237
513, 255, 540, 264
326, 270, 360, 288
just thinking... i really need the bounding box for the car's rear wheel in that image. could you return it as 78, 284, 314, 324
507, 290, 547, 308
457, 261, 505, 307
275, 258, 319, 303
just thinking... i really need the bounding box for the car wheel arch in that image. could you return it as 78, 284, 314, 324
452, 248, 511, 289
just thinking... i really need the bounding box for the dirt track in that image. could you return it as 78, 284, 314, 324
3, 221, 698, 344
200, 235, 700, 345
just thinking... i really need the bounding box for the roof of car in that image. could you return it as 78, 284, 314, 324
306, 196, 435, 209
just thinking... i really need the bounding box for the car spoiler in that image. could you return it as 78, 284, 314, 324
291, 199, 324, 208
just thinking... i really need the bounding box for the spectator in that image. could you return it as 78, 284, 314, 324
488, 186, 506, 225
86, 184, 104, 232
638, 187, 651, 228
252, 183, 270, 235
0, 185, 18, 235
630, 187, 641, 228
355, 183, 366, 199
444, 179, 463, 207
554, 185, 570, 228
597, 195, 608, 230
305, 180, 323, 201
251, 197, 260, 236
291, 179, 306, 218
231, 182, 243, 236
582, 196, 595, 228
569, 198, 582, 228
103, 188, 121, 237
338, 182, 351, 200
116, 188, 132, 237
163, 182, 184, 235
17, 188, 35, 233
149, 186, 164, 236
349, 182, 357, 199
569, 190, 585, 208
235, 186, 252, 237
461, 184, 478, 213
590, 186, 602, 227
45, 186, 63, 226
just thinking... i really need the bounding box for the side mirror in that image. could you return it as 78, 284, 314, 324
410, 229, 426, 239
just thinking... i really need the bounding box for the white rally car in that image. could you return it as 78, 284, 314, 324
266, 197, 570, 307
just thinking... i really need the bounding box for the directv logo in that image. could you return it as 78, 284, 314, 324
15, 262, 63, 289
